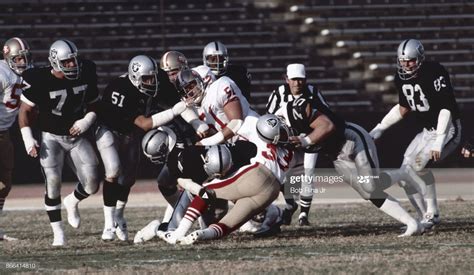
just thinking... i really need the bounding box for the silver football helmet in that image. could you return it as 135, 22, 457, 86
202, 41, 228, 76
175, 69, 205, 105
48, 39, 80, 80
128, 55, 159, 97
397, 39, 425, 80
3, 37, 32, 75
256, 114, 294, 145
203, 145, 233, 179
142, 126, 177, 164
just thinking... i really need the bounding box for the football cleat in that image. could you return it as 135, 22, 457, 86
178, 230, 204, 245
156, 230, 177, 245
298, 212, 310, 226
63, 194, 81, 229
102, 228, 116, 241
238, 220, 260, 233
115, 218, 129, 241
0, 230, 18, 242
52, 232, 67, 246
398, 220, 424, 237
134, 220, 160, 244
420, 213, 440, 230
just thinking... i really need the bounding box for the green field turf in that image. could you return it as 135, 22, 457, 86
1, 200, 473, 274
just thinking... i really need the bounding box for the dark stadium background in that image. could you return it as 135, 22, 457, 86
3, 0, 472, 184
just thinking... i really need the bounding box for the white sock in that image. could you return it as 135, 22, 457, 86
379, 196, 417, 226
103, 206, 115, 229
173, 218, 193, 240
425, 183, 439, 215
50, 221, 64, 235
68, 192, 81, 205
116, 200, 126, 220
162, 204, 174, 224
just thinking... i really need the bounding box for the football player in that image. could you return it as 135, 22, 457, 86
0, 37, 32, 241
202, 41, 252, 103
160, 50, 188, 85
18, 39, 101, 246
283, 98, 423, 236
144, 138, 279, 245
95, 55, 195, 241
265, 64, 328, 226
369, 39, 462, 229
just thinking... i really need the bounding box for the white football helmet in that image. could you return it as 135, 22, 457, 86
160, 51, 188, 72
48, 39, 80, 80
397, 39, 425, 80
175, 69, 205, 106
3, 37, 32, 75
142, 126, 177, 164
202, 41, 228, 76
256, 114, 294, 145
128, 55, 159, 97
203, 145, 233, 179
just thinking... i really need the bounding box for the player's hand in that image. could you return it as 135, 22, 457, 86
289, 136, 302, 148
20, 127, 39, 158
430, 150, 441, 162
69, 112, 96, 136
461, 140, 473, 158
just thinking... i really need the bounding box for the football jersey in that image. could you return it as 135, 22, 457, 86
96, 75, 149, 134
0, 60, 23, 131
21, 59, 99, 135
395, 61, 460, 129
197, 75, 255, 135
223, 64, 251, 102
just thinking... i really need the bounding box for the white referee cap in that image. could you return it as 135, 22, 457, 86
286, 63, 306, 79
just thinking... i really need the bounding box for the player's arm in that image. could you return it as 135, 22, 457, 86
18, 94, 39, 157
134, 101, 188, 131
430, 109, 451, 161
198, 99, 243, 146
369, 104, 410, 140
290, 112, 335, 148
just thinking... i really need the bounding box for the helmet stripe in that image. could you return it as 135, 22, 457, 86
214, 41, 219, 51
14, 37, 25, 50
217, 146, 223, 174
149, 56, 156, 71
63, 39, 75, 53
401, 39, 410, 55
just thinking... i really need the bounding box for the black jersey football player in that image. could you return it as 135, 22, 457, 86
370, 39, 462, 229
18, 39, 101, 246
95, 55, 197, 242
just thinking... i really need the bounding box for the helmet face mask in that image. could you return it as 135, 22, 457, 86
397, 39, 425, 80
176, 69, 205, 106
3, 37, 32, 75
203, 145, 233, 179
128, 55, 159, 97
202, 41, 228, 76
142, 127, 177, 165
48, 39, 80, 80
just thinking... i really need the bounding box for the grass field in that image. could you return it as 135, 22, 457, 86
1, 200, 473, 274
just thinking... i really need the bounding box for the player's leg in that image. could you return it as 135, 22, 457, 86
95, 126, 121, 241
39, 133, 67, 245
299, 153, 317, 226
66, 136, 100, 229
157, 165, 181, 206
114, 132, 141, 241
0, 131, 16, 241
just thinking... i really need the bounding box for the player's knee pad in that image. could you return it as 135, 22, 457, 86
420, 170, 435, 186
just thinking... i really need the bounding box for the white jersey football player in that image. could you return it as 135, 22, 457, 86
0, 37, 32, 242
370, 39, 462, 229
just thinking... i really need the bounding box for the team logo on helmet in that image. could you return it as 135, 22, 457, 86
266, 118, 278, 128
132, 62, 141, 72
3, 45, 9, 55
50, 49, 57, 59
